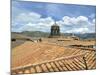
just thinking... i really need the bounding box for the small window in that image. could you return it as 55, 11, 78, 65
11, 38, 16, 41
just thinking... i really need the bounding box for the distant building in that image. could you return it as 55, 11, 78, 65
49, 22, 60, 38
71, 33, 79, 40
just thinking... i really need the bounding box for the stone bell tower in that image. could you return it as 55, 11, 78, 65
49, 22, 60, 38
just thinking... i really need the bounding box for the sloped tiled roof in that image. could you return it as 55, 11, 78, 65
11, 41, 96, 74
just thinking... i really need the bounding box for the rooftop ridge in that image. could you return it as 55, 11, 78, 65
12, 53, 85, 70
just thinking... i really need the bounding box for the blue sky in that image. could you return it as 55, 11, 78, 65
12, 1, 96, 33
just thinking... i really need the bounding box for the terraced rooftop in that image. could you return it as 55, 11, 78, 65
11, 39, 96, 74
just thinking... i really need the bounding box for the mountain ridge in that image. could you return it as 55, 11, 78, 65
11, 31, 96, 39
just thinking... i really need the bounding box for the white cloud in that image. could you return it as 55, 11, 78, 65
77, 16, 88, 21
12, 11, 95, 33
15, 12, 41, 23
56, 16, 95, 33
12, 12, 55, 32
65, 28, 89, 33
57, 16, 89, 26
26, 22, 36, 26
92, 19, 95, 23
39, 17, 54, 27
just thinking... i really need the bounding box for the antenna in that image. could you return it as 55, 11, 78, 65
54, 20, 57, 26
